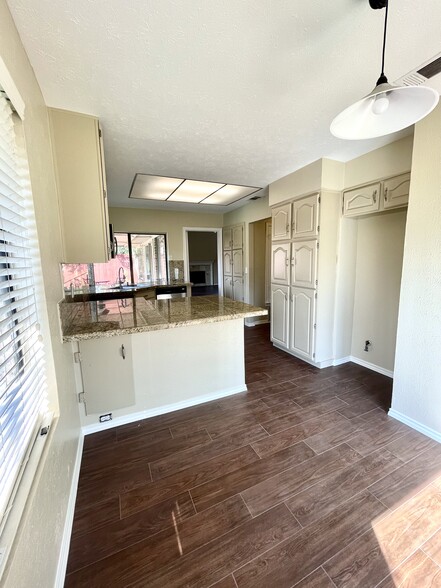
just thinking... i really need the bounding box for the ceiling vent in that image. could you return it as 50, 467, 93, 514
395, 52, 441, 87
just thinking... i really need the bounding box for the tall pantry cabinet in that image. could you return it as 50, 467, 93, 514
223, 224, 244, 301
270, 192, 340, 367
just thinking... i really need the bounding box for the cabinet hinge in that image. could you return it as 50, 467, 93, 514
78, 392, 85, 404
315, 279, 318, 286
313, 352, 316, 359
98, 128, 102, 138
314, 323, 317, 329
318, 196, 321, 204
74, 351, 81, 363
317, 242, 320, 249
317, 225, 320, 233
315, 292, 318, 299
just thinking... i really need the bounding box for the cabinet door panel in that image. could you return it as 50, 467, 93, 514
272, 204, 292, 241
232, 226, 243, 249
343, 182, 381, 217
271, 243, 290, 285
289, 287, 315, 359
232, 249, 243, 277
224, 275, 233, 299
223, 227, 232, 250
233, 277, 244, 302
223, 250, 233, 276
383, 173, 410, 210
80, 336, 135, 415
293, 194, 319, 238
291, 240, 317, 289
271, 285, 289, 349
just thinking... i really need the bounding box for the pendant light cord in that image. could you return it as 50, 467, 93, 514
378, 0, 389, 83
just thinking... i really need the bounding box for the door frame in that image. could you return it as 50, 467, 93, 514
183, 227, 223, 294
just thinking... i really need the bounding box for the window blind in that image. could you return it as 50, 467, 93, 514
0, 92, 48, 533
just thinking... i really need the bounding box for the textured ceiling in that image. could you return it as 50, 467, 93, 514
6, 0, 441, 212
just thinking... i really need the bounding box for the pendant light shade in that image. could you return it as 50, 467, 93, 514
331, 82, 439, 140
330, 0, 440, 140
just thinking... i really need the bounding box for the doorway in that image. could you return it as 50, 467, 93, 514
183, 228, 223, 296
249, 218, 271, 320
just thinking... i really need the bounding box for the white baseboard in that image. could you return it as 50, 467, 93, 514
332, 356, 351, 367
82, 384, 248, 436
245, 318, 270, 328
388, 409, 441, 444
349, 356, 393, 378
55, 433, 84, 587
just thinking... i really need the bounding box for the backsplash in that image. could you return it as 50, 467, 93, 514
169, 260, 184, 281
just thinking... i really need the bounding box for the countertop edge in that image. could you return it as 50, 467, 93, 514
62, 309, 268, 342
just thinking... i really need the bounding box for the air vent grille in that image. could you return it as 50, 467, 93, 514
418, 56, 441, 80
395, 52, 441, 88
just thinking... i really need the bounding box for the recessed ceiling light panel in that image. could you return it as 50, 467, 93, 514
202, 185, 260, 205
167, 179, 224, 203
130, 174, 184, 200
129, 174, 261, 206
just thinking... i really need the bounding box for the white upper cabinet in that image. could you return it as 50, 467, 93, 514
272, 203, 292, 241
343, 182, 381, 217
49, 108, 111, 263
289, 287, 315, 360
291, 240, 317, 289
293, 194, 319, 238
383, 172, 410, 210
271, 243, 291, 285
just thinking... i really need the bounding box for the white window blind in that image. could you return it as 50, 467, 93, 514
0, 92, 48, 534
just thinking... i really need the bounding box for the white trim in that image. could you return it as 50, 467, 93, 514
332, 356, 351, 366
182, 227, 223, 294
388, 409, 441, 445
348, 356, 393, 378
82, 384, 247, 436
54, 433, 84, 588
245, 317, 270, 327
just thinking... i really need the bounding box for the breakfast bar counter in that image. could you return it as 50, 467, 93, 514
61, 296, 268, 430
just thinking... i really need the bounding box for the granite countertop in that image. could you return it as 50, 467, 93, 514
59, 295, 268, 342
65, 280, 191, 302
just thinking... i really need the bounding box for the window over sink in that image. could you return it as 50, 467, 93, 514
61, 232, 168, 291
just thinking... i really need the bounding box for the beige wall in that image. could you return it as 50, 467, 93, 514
0, 1, 81, 586
350, 210, 407, 372
109, 207, 223, 261
344, 135, 413, 188
392, 104, 441, 436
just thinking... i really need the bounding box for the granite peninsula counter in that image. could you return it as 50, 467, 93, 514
62, 296, 268, 431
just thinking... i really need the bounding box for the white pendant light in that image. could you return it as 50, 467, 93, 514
330, 0, 439, 140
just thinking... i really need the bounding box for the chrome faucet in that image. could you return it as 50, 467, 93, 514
118, 266, 126, 287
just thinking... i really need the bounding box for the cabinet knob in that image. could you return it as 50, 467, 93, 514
121, 344, 126, 360
384, 187, 388, 201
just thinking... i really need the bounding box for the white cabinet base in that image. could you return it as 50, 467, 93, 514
271, 341, 333, 369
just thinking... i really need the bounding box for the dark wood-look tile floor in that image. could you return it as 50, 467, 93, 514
65, 324, 441, 587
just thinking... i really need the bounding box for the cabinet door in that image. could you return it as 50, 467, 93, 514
271, 285, 289, 349
233, 277, 244, 302
272, 203, 292, 241
223, 227, 232, 250
49, 108, 110, 263
232, 249, 243, 277
223, 250, 233, 276
383, 173, 410, 210
232, 225, 243, 249
271, 243, 291, 285
289, 287, 315, 360
224, 275, 233, 299
79, 336, 135, 415
291, 240, 317, 289
293, 194, 319, 238
343, 182, 381, 217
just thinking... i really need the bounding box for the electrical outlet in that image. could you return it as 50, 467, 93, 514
99, 413, 112, 423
